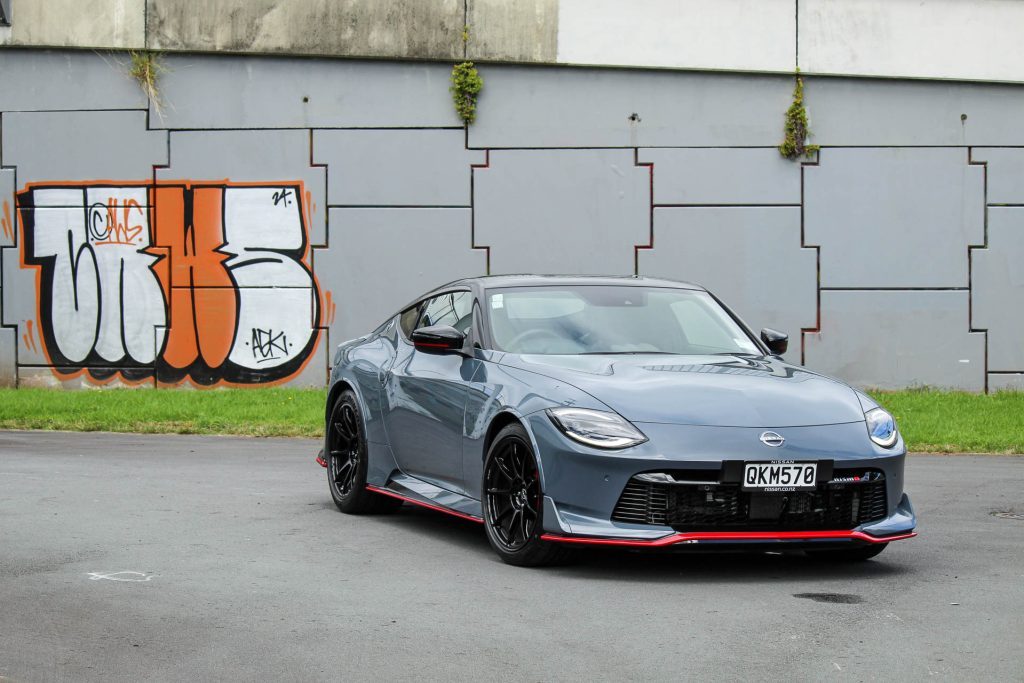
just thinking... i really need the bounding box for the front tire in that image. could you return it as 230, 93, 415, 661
482, 423, 573, 567
806, 543, 888, 562
327, 390, 402, 515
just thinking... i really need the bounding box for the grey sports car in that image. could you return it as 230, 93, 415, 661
317, 275, 917, 566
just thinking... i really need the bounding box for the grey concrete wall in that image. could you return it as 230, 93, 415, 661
148, 0, 464, 60
7, 1, 1024, 86
0, 49, 1022, 391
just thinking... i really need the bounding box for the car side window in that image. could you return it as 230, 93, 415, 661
417, 291, 473, 333
399, 305, 421, 339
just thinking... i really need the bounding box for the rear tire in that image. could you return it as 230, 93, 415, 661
806, 543, 888, 562
327, 390, 403, 515
482, 423, 574, 567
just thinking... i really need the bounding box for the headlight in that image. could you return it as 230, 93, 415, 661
865, 407, 898, 448
546, 407, 648, 450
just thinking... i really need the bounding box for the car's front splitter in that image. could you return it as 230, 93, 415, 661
539, 528, 917, 548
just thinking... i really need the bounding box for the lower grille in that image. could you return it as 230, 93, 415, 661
611, 469, 888, 531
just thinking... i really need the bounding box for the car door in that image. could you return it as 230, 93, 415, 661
382, 290, 480, 494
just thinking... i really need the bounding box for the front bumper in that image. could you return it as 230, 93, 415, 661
540, 493, 917, 548
527, 412, 917, 547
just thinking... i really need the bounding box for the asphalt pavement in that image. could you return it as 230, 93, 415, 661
1, 431, 1022, 682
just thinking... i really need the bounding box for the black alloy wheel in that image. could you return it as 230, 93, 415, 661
326, 390, 402, 514
329, 400, 361, 498
485, 436, 541, 551
482, 423, 574, 566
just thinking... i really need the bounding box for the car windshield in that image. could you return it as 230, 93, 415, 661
486, 286, 761, 356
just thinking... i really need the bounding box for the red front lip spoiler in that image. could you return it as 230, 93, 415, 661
540, 529, 917, 548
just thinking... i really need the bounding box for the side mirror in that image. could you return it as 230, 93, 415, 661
760, 328, 789, 356
411, 324, 466, 353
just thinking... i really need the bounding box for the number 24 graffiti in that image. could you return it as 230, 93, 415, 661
19, 182, 321, 385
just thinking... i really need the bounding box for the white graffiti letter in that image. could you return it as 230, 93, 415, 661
31, 189, 100, 363
221, 187, 317, 370
30, 187, 166, 365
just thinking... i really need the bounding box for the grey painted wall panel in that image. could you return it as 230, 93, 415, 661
475, 149, 649, 275
990, 374, 1024, 391
2, 111, 166, 185
15, 366, 155, 389
153, 55, 460, 129
0, 49, 146, 111
468, 66, 792, 148
971, 208, 1024, 371
158, 129, 326, 246
0, 169, 8, 385
972, 148, 1024, 204
0, 163, 8, 384
808, 77, 1024, 147
315, 208, 486, 342
313, 129, 484, 207
638, 207, 815, 363
0, 168, 13, 248
804, 291, 985, 391
805, 148, 984, 288
0, 327, 15, 386
639, 148, 802, 205
0, 245, 45, 366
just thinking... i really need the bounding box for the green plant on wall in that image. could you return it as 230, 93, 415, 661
450, 61, 483, 125
128, 50, 167, 115
778, 71, 819, 160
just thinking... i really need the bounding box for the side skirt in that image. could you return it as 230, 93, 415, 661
367, 473, 483, 523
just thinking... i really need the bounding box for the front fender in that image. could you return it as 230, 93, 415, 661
330, 334, 395, 446
461, 358, 611, 500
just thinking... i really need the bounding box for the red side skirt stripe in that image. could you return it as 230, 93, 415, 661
366, 485, 484, 524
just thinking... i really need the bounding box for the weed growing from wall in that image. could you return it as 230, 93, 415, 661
778, 71, 819, 160
450, 61, 483, 125
128, 50, 167, 116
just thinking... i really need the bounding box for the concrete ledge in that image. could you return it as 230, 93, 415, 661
0, 0, 144, 49
800, 0, 1024, 83
555, 0, 795, 73
146, 0, 464, 59
468, 0, 557, 63
3, 0, 1024, 85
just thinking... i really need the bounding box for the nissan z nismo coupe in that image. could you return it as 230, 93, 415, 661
317, 275, 916, 566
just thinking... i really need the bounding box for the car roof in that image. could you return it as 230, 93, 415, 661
440, 274, 707, 291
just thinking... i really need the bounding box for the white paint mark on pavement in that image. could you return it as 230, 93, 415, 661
87, 571, 153, 582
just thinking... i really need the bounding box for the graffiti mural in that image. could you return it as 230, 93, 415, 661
18, 181, 320, 385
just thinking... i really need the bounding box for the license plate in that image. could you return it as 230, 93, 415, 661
742, 461, 818, 492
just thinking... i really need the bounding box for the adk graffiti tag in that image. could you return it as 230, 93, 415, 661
19, 181, 320, 385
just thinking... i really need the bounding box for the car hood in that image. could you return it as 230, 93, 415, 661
499, 353, 866, 428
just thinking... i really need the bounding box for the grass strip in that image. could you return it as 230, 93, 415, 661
871, 389, 1024, 455
0, 387, 1021, 454
0, 387, 327, 438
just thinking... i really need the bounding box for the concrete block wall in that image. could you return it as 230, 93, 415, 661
1, 49, 1022, 391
